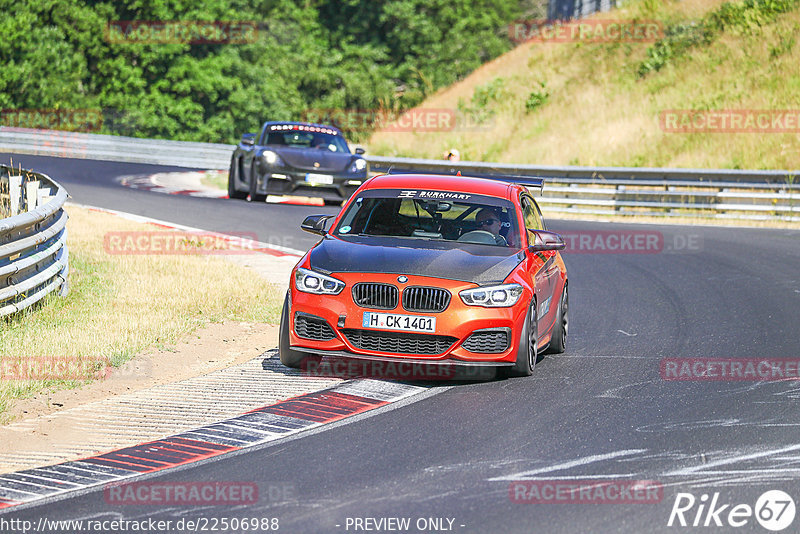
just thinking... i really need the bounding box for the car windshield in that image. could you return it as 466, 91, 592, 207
265, 130, 350, 153
334, 189, 521, 248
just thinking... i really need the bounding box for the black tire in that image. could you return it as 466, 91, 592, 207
546, 283, 568, 354
248, 162, 267, 202
501, 299, 537, 378
227, 157, 248, 199
279, 294, 314, 369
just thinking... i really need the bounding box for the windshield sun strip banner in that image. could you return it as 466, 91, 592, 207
268, 124, 339, 136
352, 188, 513, 207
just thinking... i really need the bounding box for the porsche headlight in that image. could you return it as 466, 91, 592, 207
262, 150, 281, 165
295, 268, 345, 295
348, 158, 367, 173
460, 283, 523, 307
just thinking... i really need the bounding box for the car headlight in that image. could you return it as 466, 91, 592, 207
262, 150, 282, 165
295, 267, 345, 295
460, 283, 523, 307
348, 158, 366, 173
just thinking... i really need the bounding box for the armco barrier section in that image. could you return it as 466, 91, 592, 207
0, 165, 69, 317
1, 128, 798, 221
0, 127, 234, 170
366, 156, 800, 221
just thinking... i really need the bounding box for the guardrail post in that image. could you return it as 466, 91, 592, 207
57, 238, 69, 296
26, 180, 39, 211
614, 182, 624, 213
9, 175, 21, 216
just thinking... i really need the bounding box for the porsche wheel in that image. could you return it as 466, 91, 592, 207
227, 157, 248, 199
248, 162, 267, 202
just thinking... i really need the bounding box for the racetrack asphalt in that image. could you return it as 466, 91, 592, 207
2, 152, 800, 533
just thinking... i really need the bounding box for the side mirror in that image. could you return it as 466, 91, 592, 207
301, 214, 334, 236
528, 230, 566, 252
241, 133, 256, 146
354, 147, 366, 155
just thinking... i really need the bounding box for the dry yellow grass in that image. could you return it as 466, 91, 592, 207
200, 170, 228, 191
0, 206, 283, 420
368, 0, 800, 170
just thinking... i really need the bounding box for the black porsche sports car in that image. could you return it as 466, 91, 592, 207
228, 121, 368, 202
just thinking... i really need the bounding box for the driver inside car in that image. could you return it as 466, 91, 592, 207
475, 208, 508, 246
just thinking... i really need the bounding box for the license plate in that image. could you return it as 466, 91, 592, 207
305, 173, 334, 185
362, 312, 436, 333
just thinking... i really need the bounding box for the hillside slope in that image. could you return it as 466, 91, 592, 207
368, 0, 800, 170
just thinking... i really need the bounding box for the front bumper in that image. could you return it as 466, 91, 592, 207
260, 169, 367, 200
288, 273, 528, 365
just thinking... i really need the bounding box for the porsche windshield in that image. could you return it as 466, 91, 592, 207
265, 130, 350, 153
334, 191, 521, 248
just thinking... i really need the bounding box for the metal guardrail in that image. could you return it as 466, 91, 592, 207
1, 128, 798, 221
0, 127, 234, 170
367, 156, 800, 221
0, 165, 69, 317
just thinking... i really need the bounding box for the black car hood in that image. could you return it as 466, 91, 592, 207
270, 146, 353, 173
308, 236, 523, 285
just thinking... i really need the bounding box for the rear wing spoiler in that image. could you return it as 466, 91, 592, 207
381, 169, 546, 194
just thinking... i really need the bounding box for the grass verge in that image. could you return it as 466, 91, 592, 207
0, 206, 283, 423
199, 170, 228, 192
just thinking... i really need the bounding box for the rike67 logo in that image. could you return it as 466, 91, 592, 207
668, 490, 795, 531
